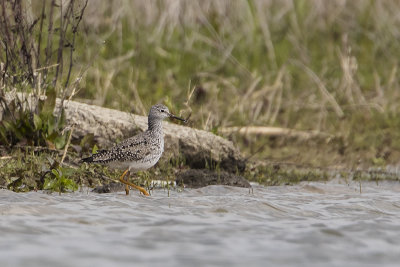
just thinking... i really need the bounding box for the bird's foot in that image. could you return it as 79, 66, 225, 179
119, 169, 150, 196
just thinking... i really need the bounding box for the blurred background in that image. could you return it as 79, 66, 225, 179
78, 0, 400, 168
3, 0, 400, 169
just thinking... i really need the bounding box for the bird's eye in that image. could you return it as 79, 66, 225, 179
160, 109, 165, 113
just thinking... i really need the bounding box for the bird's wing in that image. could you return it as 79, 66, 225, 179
85, 132, 152, 164
110, 133, 153, 161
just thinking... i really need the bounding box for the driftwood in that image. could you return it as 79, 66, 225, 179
220, 126, 334, 141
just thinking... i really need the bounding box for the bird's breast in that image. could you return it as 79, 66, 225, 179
129, 137, 164, 171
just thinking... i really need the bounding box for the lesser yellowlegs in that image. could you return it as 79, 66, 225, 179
82, 104, 186, 195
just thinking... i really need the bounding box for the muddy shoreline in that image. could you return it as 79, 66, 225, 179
1, 146, 400, 193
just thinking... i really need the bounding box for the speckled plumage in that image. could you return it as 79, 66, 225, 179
82, 104, 186, 172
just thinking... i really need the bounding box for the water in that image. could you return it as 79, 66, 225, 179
1, 180, 400, 267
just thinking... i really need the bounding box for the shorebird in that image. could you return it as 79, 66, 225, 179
82, 104, 187, 196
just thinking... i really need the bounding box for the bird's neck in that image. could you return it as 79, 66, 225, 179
148, 118, 163, 133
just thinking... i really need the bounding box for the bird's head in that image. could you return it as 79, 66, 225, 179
149, 104, 187, 122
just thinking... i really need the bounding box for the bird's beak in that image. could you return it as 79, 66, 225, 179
168, 112, 187, 123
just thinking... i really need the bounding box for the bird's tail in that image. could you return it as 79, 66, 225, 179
81, 156, 94, 163
80, 150, 109, 164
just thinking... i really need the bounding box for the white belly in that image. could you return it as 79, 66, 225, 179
129, 155, 161, 171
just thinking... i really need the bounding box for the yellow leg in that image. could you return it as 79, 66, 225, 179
125, 184, 130, 195
121, 169, 130, 195
119, 169, 150, 196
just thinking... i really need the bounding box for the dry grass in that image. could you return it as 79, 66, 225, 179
77, 1, 400, 120
3, 0, 400, 167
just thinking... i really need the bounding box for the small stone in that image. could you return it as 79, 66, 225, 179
92, 182, 125, 193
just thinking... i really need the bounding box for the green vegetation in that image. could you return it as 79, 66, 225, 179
1, 147, 398, 192
245, 164, 329, 186
1, 1, 400, 192
244, 162, 400, 186
75, 1, 400, 167
0, 0, 90, 192
0, 0, 87, 147
0, 147, 179, 193
44, 167, 78, 194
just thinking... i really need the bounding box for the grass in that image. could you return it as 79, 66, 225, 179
2, 1, 400, 191
0, 0, 88, 148
244, 161, 400, 186
72, 0, 400, 168
0, 146, 185, 193
0, 147, 107, 192
2, 146, 398, 193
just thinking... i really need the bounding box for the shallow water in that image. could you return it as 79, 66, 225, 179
1, 180, 400, 267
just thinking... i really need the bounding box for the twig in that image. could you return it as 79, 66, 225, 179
61, 124, 74, 164
64, 0, 88, 90
53, 0, 66, 87
36, 0, 46, 69
44, 0, 55, 81
35, 63, 59, 72
9, 145, 60, 153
